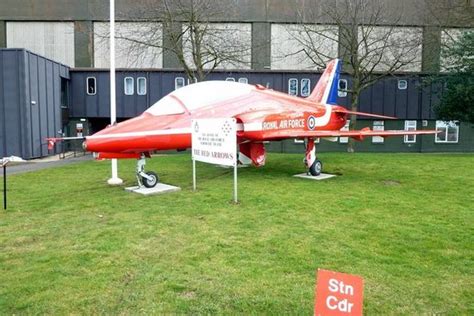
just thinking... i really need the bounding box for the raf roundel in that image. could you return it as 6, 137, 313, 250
307, 115, 317, 130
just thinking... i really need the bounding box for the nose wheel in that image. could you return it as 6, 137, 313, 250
136, 155, 159, 188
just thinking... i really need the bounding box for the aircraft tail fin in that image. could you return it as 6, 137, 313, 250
307, 59, 341, 105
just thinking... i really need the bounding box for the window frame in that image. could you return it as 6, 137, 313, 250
435, 120, 459, 143
300, 78, 311, 97
372, 120, 385, 144
137, 77, 147, 95
288, 78, 298, 96
238, 77, 248, 84
124, 77, 134, 95
404, 120, 417, 143
175, 77, 185, 90
86, 77, 96, 96
338, 79, 348, 97
398, 79, 408, 90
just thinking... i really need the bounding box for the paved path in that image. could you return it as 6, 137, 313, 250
1, 155, 93, 176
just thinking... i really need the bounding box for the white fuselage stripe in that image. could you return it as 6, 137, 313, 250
86, 113, 337, 140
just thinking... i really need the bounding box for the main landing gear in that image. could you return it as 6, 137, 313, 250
304, 138, 323, 176
136, 154, 159, 188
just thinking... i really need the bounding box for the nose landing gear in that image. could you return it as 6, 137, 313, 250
136, 154, 159, 188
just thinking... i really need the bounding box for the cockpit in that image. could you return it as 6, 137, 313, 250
145, 80, 254, 116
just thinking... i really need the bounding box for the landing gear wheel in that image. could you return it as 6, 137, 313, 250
142, 171, 159, 188
309, 159, 322, 176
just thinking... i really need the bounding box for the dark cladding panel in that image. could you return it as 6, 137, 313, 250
383, 78, 396, 117
1, 50, 22, 157
97, 72, 110, 117
358, 87, 371, 113
0, 51, 5, 156
70, 72, 85, 117
421, 82, 432, 119
60, 65, 69, 79
371, 80, 384, 115
45, 60, 56, 142
53, 63, 62, 140
28, 53, 42, 158
407, 78, 420, 119
37, 57, 49, 156
159, 72, 175, 102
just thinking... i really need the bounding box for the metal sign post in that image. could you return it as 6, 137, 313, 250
192, 158, 197, 191
3, 164, 6, 210
233, 158, 237, 203
1, 156, 25, 210
191, 118, 238, 203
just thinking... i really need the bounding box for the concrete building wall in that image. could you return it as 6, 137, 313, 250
6, 22, 75, 66
182, 23, 252, 70
271, 24, 338, 70
0, 1, 472, 70
93, 22, 163, 68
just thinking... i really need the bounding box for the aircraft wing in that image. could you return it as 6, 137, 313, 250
242, 127, 439, 142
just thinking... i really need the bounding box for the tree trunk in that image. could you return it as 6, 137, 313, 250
347, 90, 359, 153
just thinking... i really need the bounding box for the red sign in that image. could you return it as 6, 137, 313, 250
314, 269, 364, 316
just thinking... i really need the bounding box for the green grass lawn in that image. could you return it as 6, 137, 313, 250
0, 153, 473, 314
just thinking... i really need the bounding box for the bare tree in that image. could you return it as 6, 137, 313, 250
287, 0, 422, 152
95, 0, 252, 82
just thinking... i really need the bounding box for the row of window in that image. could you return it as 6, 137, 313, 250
86, 76, 147, 96
295, 120, 460, 144
85, 76, 411, 97
287, 79, 409, 97
86, 76, 252, 95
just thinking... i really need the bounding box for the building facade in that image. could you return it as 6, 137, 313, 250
0, 1, 473, 157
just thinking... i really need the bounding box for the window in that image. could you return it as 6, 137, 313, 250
137, 77, 146, 95
372, 121, 385, 143
339, 120, 350, 143
288, 78, 298, 96
175, 77, 185, 90
435, 121, 459, 143
294, 138, 319, 144
86, 77, 96, 95
301, 78, 311, 97
238, 77, 248, 84
124, 77, 134, 95
225, 77, 236, 82
404, 120, 417, 143
398, 79, 408, 90
338, 79, 347, 97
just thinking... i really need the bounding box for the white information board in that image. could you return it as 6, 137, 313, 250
191, 118, 237, 167
191, 118, 238, 202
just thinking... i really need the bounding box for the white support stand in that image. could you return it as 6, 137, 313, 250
125, 184, 181, 196
107, 0, 122, 186
293, 173, 336, 181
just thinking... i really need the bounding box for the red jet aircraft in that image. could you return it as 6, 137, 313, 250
48, 59, 437, 187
